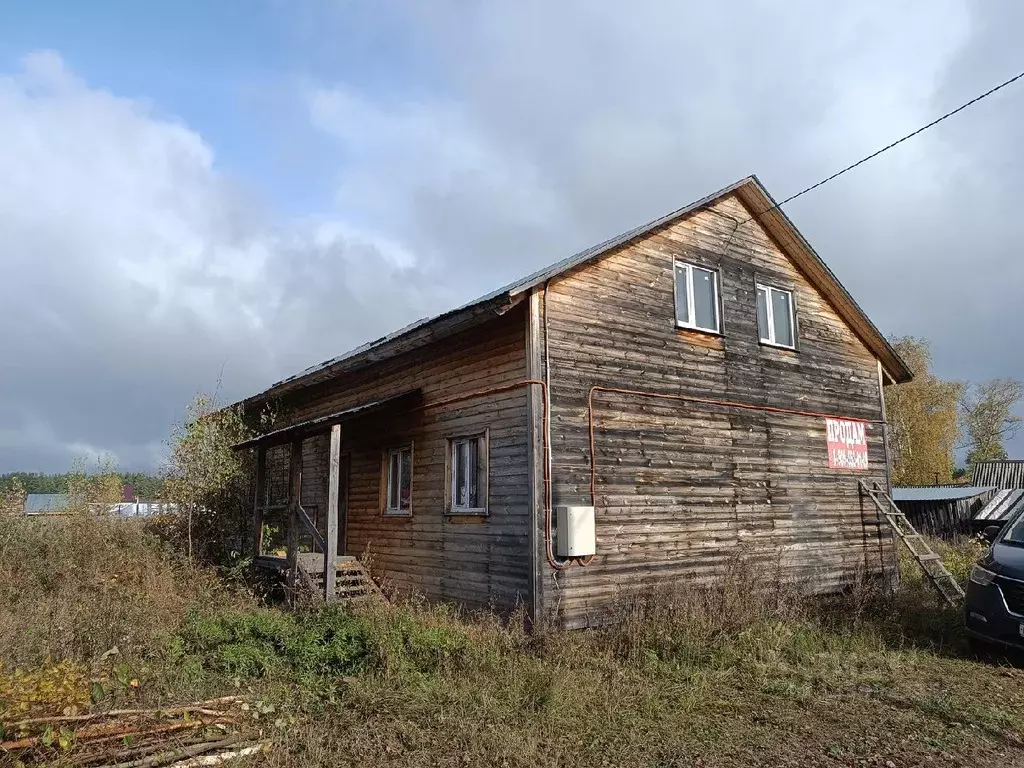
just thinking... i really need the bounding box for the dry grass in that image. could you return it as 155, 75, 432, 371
0, 512, 233, 668
2, 520, 1022, 767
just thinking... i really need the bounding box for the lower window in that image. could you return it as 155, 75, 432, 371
448, 434, 488, 515
384, 445, 412, 515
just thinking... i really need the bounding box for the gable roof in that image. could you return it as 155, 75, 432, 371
240, 175, 912, 408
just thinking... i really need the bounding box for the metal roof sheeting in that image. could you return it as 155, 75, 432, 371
236, 175, 912, 408
972, 460, 1024, 489
974, 489, 1024, 522
892, 486, 995, 502
232, 389, 422, 450
24, 493, 69, 514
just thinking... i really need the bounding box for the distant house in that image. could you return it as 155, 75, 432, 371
892, 486, 995, 538
21, 492, 171, 517
24, 493, 70, 515
228, 175, 914, 629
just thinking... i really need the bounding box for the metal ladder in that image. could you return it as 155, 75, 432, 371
859, 480, 965, 606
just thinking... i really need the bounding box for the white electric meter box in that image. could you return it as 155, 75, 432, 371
556, 505, 596, 558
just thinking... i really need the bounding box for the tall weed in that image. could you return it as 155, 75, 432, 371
0, 514, 232, 667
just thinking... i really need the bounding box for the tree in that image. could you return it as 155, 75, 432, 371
0, 476, 26, 516
66, 456, 125, 510
163, 394, 252, 562
0, 471, 164, 498
885, 337, 963, 486
960, 378, 1024, 471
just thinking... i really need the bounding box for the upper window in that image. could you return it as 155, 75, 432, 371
448, 434, 488, 515
674, 261, 720, 333
384, 445, 412, 515
756, 284, 796, 348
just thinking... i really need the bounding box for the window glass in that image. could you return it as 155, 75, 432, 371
692, 267, 717, 331
1003, 507, 1024, 545
451, 436, 487, 512
454, 440, 470, 506
386, 447, 412, 513
387, 451, 400, 510
756, 287, 770, 342
674, 261, 719, 332
771, 289, 794, 347
399, 448, 412, 510
673, 263, 690, 327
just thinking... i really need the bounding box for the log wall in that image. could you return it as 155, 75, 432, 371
261, 305, 532, 613
538, 194, 895, 628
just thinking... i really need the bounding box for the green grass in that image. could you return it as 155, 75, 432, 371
2, 516, 1022, 767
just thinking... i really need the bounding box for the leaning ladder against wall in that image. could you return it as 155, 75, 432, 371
859, 481, 965, 606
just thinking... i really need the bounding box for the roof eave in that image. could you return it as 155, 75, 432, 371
236, 290, 520, 410
506, 175, 912, 384
732, 179, 914, 384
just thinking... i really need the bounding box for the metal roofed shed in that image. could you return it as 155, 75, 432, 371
892, 486, 997, 538
24, 493, 70, 515
222, 175, 917, 628
973, 489, 1024, 525
892, 486, 996, 502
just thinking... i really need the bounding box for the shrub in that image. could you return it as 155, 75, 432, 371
0, 514, 231, 668
171, 606, 371, 681
162, 394, 253, 564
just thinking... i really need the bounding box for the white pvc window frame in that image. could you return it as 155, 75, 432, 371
448, 433, 488, 516
673, 260, 721, 334
756, 283, 796, 349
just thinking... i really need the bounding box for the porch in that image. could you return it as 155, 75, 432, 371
233, 389, 422, 602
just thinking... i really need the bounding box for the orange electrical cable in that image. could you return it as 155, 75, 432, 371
403, 381, 884, 573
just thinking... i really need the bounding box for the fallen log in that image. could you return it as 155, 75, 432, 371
92, 734, 243, 768
6, 696, 243, 728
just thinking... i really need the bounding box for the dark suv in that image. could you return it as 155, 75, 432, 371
965, 508, 1024, 650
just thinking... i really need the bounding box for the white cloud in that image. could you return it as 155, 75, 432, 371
0, 52, 446, 471
299, 0, 1024, 454
5, 0, 1024, 470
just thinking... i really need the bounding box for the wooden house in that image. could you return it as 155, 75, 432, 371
230, 176, 913, 629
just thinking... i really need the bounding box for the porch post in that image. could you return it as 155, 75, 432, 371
325, 424, 342, 600
253, 445, 266, 558
287, 438, 303, 599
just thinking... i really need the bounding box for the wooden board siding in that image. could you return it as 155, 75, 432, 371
539, 194, 894, 628
255, 305, 531, 613
895, 493, 995, 538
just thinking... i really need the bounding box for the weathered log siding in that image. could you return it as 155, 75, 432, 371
895, 493, 995, 539
264, 305, 531, 612
540, 194, 894, 628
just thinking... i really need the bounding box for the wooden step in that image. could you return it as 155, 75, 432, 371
294, 555, 386, 605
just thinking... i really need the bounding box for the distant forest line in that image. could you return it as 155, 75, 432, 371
0, 472, 164, 499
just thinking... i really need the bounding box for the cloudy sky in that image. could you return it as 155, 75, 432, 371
1, 0, 1022, 473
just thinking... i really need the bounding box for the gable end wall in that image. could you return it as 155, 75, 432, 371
539, 194, 894, 628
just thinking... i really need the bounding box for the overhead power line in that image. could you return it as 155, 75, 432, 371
768, 66, 1024, 214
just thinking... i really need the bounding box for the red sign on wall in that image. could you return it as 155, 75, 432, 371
825, 418, 869, 470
